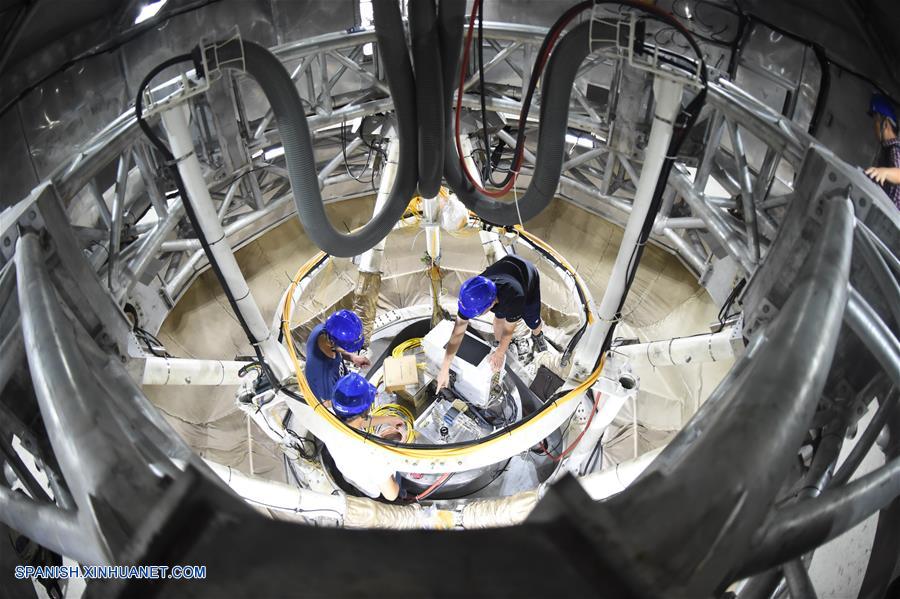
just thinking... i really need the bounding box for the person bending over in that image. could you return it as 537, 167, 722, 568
436, 255, 546, 391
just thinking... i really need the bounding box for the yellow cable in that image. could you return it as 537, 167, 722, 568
392, 338, 422, 358
281, 236, 604, 459
368, 403, 417, 442
514, 225, 595, 325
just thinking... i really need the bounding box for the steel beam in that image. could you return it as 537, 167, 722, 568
846, 287, 900, 389
604, 197, 853, 596
726, 121, 761, 264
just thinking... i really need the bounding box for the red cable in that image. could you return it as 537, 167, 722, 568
455, 0, 702, 198
454, 0, 567, 197
541, 390, 603, 462
415, 472, 452, 501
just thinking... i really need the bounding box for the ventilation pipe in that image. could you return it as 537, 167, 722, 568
570, 76, 685, 377
409, 0, 445, 199
354, 138, 400, 341
160, 104, 291, 379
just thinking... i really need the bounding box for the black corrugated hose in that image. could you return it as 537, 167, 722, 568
207, 0, 418, 257
409, 0, 445, 199
440, 16, 613, 224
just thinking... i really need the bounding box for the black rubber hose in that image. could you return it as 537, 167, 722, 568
441, 21, 614, 225
212, 1, 417, 257
857, 401, 900, 599
437, 0, 465, 122
409, 0, 444, 198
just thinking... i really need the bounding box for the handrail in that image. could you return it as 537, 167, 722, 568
600, 197, 854, 595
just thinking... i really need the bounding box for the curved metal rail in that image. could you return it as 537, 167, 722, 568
0, 20, 898, 597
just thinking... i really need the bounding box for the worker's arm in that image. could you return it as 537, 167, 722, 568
865, 166, 900, 186
348, 415, 405, 431
436, 318, 470, 390
336, 347, 371, 367
380, 474, 400, 501
489, 318, 517, 372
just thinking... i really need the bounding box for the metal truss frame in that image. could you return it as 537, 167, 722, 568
0, 21, 898, 598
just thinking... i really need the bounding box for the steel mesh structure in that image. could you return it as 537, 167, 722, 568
0, 4, 899, 597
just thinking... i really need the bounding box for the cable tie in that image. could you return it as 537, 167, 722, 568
207, 232, 227, 246
169, 150, 195, 165
653, 114, 676, 126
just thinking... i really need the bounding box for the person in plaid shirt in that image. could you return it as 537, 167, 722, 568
865, 93, 900, 210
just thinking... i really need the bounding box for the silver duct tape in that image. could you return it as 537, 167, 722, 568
344, 495, 455, 529
352, 270, 382, 343
460, 490, 539, 529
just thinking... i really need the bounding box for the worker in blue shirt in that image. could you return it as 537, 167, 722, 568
436, 255, 547, 391
305, 309, 371, 403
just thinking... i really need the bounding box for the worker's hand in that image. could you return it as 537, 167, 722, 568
866, 166, 890, 185
351, 354, 371, 368
436, 366, 451, 392
489, 349, 505, 373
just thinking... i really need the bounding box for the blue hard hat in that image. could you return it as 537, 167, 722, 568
332, 372, 376, 419
869, 93, 897, 127
457, 275, 497, 319
325, 310, 364, 353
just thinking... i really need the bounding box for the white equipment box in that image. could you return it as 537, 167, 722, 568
422, 320, 497, 408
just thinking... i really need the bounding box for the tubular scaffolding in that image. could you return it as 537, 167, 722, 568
0, 11, 898, 598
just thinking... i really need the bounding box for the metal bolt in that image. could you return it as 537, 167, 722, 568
859, 197, 867, 207
762, 304, 770, 314
3, 237, 9, 247
27, 210, 36, 220
828, 172, 837, 182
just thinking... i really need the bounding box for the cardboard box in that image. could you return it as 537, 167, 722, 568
383, 355, 419, 392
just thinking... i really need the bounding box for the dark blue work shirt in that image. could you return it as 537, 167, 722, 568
482, 256, 539, 322
305, 323, 347, 402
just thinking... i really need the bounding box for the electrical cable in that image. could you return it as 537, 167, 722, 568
135, 54, 306, 408
476, 1, 492, 184
216, 164, 272, 193
414, 472, 453, 501
441, 458, 512, 500
541, 391, 602, 462
133, 325, 171, 357
367, 403, 416, 443
717, 277, 746, 325
454, 0, 592, 197
586, 1, 710, 357
535, 410, 578, 456
243, 491, 343, 519
340, 120, 374, 183
581, 431, 605, 476
392, 337, 423, 358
